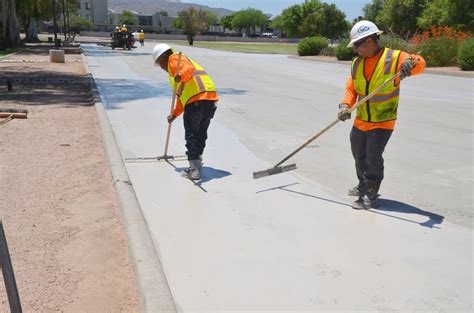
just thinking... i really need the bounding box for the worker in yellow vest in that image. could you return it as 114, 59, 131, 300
152, 43, 218, 180
139, 30, 145, 46
337, 20, 426, 210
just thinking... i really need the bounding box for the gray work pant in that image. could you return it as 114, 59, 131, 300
350, 126, 393, 184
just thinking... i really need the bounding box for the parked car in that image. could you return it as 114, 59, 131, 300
261, 32, 278, 38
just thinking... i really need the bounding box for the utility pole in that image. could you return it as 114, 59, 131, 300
62, 0, 67, 40
66, 0, 70, 39
52, 0, 59, 48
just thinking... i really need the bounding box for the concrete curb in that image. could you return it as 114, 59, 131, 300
81, 53, 177, 313
289, 55, 474, 78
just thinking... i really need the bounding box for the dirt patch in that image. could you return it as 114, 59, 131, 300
0, 46, 140, 312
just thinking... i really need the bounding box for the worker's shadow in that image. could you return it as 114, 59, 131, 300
374, 198, 444, 228
258, 183, 444, 229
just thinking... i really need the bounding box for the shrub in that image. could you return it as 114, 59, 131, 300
411, 26, 472, 67
458, 38, 474, 71
379, 34, 409, 51
335, 39, 355, 60
319, 46, 336, 56
297, 37, 328, 56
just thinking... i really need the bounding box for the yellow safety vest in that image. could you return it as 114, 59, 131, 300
168, 54, 216, 106
352, 48, 402, 123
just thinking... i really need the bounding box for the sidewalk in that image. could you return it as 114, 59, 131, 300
0, 46, 139, 312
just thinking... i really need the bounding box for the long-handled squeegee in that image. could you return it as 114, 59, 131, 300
125, 52, 187, 163
252, 60, 418, 179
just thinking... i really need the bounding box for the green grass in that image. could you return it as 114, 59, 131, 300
0, 47, 24, 57
162, 40, 298, 55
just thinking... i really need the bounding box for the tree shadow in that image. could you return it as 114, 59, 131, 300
0, 70, 93, 106
94, 78, 170, 109
82, 48, 151, 57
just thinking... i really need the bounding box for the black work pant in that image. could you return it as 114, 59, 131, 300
183, 100, 217, 160
350, 126, 393, 184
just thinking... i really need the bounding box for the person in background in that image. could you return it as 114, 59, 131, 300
139, 30, 145, 46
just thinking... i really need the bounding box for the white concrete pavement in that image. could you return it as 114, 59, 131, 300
82, 43, 473, 311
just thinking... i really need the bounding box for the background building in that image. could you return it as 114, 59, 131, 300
77, 0, 108, 25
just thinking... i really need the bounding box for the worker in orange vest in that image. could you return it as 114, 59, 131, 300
152, 43, 218, 180
337, 20, 426, 210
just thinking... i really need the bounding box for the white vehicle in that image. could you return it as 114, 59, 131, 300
261, 32, 278, 38
132, 31, 140, 42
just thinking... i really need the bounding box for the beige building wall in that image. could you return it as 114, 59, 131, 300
77, 0, 108, 25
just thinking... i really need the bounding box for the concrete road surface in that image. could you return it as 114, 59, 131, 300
83, 43, 473, 312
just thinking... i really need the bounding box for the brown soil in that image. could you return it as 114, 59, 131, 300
0, 46, 140, 312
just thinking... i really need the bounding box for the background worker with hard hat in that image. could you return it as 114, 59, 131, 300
337, 20, 426, 210
152, 43, 218, 180
139, 30, 145, 46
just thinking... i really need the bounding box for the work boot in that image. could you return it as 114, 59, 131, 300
351, 195, 378, 210
351, 196, 366, 210
348, 183, 365, 196
366, 181, 381, 200
183, 159, 201, 180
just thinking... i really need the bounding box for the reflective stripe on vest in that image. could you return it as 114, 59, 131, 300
169, 54, 216, 106
352, 48, 402, 123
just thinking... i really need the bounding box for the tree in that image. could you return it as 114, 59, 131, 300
312, 3, 348, 39
363, 0, 384, 22
280, 4, 304, 37
156, 10, 168, 16
279, 0, 347, 39
176, 7, 209, 45
119, 10, 137, 26
269, 15, 284, 35
17, 0, 75, 43
376, 0, 426, 38
205, 10, 218, 26
0, 0, 21, 49
231, 8, 267, 35
220, 13, 234, 32
68, 14, 92, 33
417, 0, 474, 31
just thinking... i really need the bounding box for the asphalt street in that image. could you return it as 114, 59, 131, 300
83, 42, 473, 311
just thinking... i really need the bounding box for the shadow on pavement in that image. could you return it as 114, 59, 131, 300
258, 183, 444, 228
94, 79, 249, 110
216, 88, 248, 95
173, 165, 231, 185
95, 78, 171, 109
371, 198, 445, 228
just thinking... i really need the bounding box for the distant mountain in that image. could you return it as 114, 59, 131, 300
108, 0, 234, 17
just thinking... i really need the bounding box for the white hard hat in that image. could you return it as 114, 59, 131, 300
122, 24, 126, 27
152, 43, 172, 62
348, 20, 383, 47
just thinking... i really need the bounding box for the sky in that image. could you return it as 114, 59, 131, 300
183, 0, 369, 21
